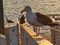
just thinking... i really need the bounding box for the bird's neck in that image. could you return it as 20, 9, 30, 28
26, 11, 32, 16
26, 11, 33, 21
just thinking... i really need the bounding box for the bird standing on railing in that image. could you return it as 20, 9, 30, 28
5, 15, 14, 26
20, 6, 59, 36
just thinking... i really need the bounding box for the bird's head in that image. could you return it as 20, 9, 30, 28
21, 6, 32, 13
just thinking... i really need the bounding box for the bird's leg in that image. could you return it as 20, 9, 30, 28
35, 26, 40, 36
33, 26, 40, 36
38, 27, 40, 34
33, 26, 36, 32
36, 27, 40, 36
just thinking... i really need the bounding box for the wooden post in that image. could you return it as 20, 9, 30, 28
5, 24, 19, 45
0, 0, 4, 34
51, 29, 55, 45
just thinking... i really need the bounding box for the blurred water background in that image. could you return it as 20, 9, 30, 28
3, 0, 60, 37
3, 0, 60, 25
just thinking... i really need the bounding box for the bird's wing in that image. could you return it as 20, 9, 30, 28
36, 12, 54, 25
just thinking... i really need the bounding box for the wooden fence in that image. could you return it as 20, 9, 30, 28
20, 24, 53, 45
0, 14, 60, 45
51, 27, 60, 45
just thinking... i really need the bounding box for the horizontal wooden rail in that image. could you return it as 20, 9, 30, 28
20, 24, 53, 45
48, 14, 60, 16
48, 14, 60, 20
48, 14, 60, 17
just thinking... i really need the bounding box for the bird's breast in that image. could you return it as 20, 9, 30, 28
26, 16, 35, 24
27, 18, 35, 24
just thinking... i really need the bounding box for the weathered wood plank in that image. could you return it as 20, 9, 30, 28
20, 24, 53, 45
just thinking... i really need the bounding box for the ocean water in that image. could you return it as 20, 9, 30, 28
3, 0, 60, 26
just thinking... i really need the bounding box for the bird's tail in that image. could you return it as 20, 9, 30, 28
48, 23, 59, 26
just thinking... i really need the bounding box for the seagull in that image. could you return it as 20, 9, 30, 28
20, 6, 59, 36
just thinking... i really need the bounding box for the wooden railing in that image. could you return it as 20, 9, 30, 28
20, 24, 53, 45
51, 26, 60, 45
48, 14, 60, 20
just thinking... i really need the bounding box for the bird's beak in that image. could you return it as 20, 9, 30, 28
21, 9, 25, 13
